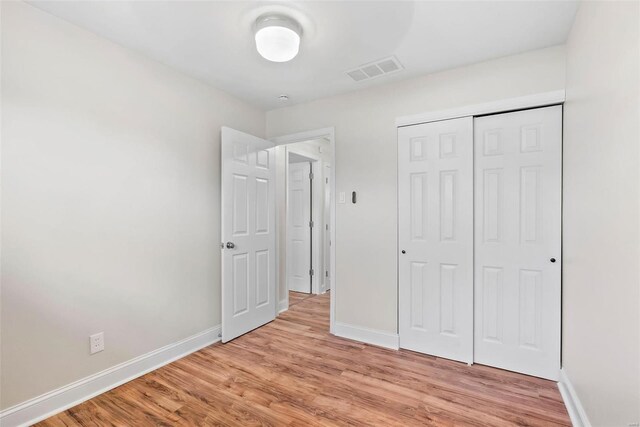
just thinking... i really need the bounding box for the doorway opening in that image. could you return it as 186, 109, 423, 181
220, 126, 336, 343
275, 137, 333, 316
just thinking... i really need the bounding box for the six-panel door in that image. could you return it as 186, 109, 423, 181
398, 117, 474, 363
287, 161, 312, 293
473, 106, 562, 380
221, 127, 276, 343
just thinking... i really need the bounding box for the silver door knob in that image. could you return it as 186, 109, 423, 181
226, 242, 235, 249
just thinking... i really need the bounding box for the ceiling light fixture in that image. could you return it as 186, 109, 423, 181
254, 15, 301, 62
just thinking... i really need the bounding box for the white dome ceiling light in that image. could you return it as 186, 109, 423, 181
254, 15, 302, 62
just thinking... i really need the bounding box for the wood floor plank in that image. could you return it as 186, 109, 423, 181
37, 292, 570, 426
288, 291, 313, 308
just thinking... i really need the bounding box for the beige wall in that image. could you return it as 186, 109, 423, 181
11, 1, 635, 419
267, 46, 566, 333
563, 1, 640, 425
0, 2, 264, 409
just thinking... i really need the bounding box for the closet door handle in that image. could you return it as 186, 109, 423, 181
550, 258, 556, 263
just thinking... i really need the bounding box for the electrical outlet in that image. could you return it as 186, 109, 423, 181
89, 332, 104, 354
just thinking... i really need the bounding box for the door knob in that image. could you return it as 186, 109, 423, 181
550, 258, 556, 263
226, 242, 235, 249
401, 250, 406, 254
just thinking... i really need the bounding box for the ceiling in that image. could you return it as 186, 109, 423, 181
28, 1, 578, 110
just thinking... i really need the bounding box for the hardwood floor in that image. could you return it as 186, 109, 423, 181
38, 293, 570, 426
288, 290, 313, 307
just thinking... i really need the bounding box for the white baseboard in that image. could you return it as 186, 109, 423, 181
334, 321, 399, 350
278, 299, 288, 313
0, 326, 221, 427
558, 367, 592, 427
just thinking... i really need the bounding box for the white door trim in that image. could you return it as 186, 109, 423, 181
271, 128, 337, 334
395, 90, 566, 128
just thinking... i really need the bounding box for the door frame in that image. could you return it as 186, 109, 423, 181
271, 127, 337, 334
323, 162, 332, 293
395, 90, 565, 367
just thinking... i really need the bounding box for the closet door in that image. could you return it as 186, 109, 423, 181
398, 117, 473, 363
474, 106, 562, 380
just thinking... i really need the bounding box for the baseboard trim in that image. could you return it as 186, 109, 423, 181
0, 326, 221, 427
558, 367, 592, 427
278, 299, 288, 313
334, 321, 399, 350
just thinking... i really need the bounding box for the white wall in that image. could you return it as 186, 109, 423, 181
0, 1, 264, 409
563, 1, 640, 425
267, 46, 566, 334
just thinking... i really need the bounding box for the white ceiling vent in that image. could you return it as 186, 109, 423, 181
346, 56, 403, 82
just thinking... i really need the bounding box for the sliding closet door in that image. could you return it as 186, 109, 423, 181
474, 106, 562, 380
398, 117, 473, 363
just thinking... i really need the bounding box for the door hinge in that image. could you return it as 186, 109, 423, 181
309, 220, 314, 228
326, 177, 328, 184
309, 269, 314, 277
325, 224, 328, 230
325, 270, 329, 277
309, 172, 314, 180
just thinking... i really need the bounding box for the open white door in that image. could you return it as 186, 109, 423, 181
221, 127, 276, 343
398, 117, 474, 363
287, 161, 312, 293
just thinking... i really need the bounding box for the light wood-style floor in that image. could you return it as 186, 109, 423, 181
288, 290, 313, 307
38, 292, 570, 426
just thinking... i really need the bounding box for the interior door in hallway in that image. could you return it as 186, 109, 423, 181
221, 127, 276, 343
398, 116, 474, 363
287, 161, 312, 293
474, 106, 562, 380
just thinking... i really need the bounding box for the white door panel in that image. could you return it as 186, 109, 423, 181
222, 127, 276, 343
474, 106, 562, 380
398, 117, 473, 363
287, 162, 311, 293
